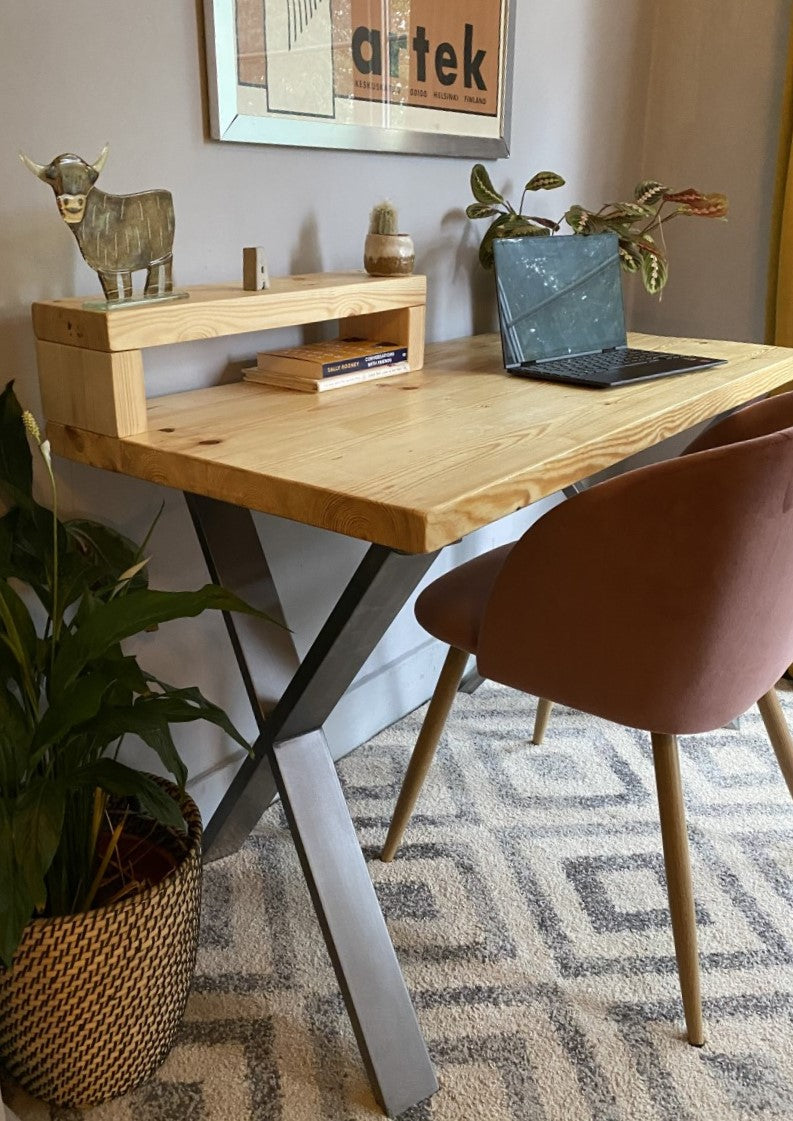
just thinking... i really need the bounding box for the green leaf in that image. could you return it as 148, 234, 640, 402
0, 800, 34, 967
524, 171, 565, 192
564, 205, 595, 234
0, 504, 58, 608
83, 699, 190, 787
83, 680, 254, 786
466, 202, 500, 220
66, 520, 148, 588
13, 781, 65, 910
30, 668, 116, 755
101, 651, 151, 695
75, 759, 186, 832
0, 578, 39, 695
478, 213, 512, 268
0, 382, 34, 511
639, 246, 669, 294
0, 684, 33, 770
492, 219, 551, 239
618, 244, 641, 273
51, 584, 275, 694
470, 163, 504, 206
0, 619, 26, 692
0, 509, 11, 570
524, 216, 561, 232
603, 201, 654, 220
634, 180, 667, 206
121, 712, 188, 788
144, 682, 251, 750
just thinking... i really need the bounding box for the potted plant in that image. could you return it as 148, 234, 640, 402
466, 164, 729, 293
364, 200, 415, 277
0, 380, 268, 1107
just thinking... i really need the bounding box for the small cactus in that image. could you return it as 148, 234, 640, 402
368, 201, 399, 236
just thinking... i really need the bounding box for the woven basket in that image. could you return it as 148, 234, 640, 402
0, 780, 202, 1108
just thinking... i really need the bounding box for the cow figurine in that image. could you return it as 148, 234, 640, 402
20, 145, 176, 303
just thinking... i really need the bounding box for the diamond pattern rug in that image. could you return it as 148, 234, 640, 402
4, 683, 793, 1120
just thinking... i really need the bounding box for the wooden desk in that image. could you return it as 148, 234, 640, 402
49, 332, 793, 552
46, 331, 793, 1117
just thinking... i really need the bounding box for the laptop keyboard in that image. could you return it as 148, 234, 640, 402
530, 348, 666, 377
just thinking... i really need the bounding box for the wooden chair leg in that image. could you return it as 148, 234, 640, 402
757, 688, 793, 801
532, 698, 553, 745
650, 732, 705, 1046
381, 645, 469, 862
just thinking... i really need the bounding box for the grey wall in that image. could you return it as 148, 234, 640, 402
0, 1, 787, 820
628, 0, 791, 341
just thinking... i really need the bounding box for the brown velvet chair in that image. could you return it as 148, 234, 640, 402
381, 391, 793, 1046
531, 392, 793, 751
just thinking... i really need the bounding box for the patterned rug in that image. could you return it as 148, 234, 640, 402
5, 682, 793, 1121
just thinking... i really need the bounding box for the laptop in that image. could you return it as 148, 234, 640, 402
492, 232, 725, 387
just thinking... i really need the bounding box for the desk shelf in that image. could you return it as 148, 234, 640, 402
32, 272, 427, 438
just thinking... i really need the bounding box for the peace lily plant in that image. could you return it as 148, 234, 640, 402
466, 164, 729, 293
0, 380, 265, 966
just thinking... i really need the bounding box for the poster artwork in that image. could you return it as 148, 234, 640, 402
235, 0, 506, 139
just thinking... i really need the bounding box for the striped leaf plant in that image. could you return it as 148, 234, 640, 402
467, 164, 728, 293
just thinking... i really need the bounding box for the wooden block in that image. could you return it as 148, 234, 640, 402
36, 340, 147, 437
32, 273, 427, 352
340, 304, 426, 370
243, 247, 270, 291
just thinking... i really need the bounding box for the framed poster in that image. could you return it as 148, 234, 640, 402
203, 0, 513, 158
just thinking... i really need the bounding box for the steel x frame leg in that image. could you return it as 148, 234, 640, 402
185, 494, 440, 1117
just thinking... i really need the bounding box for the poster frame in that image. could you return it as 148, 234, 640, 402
203, 0, 514, 158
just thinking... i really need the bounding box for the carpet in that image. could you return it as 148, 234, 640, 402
4, 682, 793, 1121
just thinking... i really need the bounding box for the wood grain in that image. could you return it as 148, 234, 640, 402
46, 332, 793, 553
381, 645, 469, 861
32, 273, 427, 352
651, 732, 705, 1045
340, 304, 426, 370
36, 340, 147, 437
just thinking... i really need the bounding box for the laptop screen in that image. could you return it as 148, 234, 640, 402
493, 233, 627, 366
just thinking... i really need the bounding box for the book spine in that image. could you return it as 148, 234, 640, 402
257, 346, 408, 379
317, 360, 410, 387
243, 361, 410, 391
320, 348, 408, 377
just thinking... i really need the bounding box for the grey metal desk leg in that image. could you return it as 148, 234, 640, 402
185, 494, 439, 1115
186, 496, 298, 853
459, 666, 484, 694
275, 728, 438, 1116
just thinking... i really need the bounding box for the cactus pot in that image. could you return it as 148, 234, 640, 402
0, 781, 202, 1109
364, 232, 415, 276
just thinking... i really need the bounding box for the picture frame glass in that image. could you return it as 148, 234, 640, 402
204, 0, 513, 158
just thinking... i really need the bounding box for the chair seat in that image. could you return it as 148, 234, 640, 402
415, 543, 513, 654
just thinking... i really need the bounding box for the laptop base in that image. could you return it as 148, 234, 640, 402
509, 349, 726, 389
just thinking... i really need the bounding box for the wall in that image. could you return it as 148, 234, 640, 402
0, 1, 785, 821
628, 0, 790, 340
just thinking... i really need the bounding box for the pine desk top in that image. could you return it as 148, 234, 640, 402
47, 332, 793, 554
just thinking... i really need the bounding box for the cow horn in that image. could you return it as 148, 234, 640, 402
19, 152, 48, 180
91, 143, 110, 174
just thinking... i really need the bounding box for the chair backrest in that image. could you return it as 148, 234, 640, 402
683, 390, 793, 456
477, 392, 793, 734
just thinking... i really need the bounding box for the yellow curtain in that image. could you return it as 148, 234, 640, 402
767, 19, 793, 681
767, 14, 793, 345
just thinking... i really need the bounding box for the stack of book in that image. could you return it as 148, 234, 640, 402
242, 337, 410, 393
